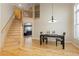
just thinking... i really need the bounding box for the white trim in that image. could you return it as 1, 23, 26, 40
33, 38, 79, 49
32, 38, 72, 43
71, 41, 79, 49
74, 4, 79, 39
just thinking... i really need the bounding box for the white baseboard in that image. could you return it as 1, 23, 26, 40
33, 38, 72, 43
33, 38, 79, 49
71, 42, 79, 49
65, 41, 72, 43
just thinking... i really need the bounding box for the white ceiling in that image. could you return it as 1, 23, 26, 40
13, 3, 33, 10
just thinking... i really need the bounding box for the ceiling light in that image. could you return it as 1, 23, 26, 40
18, 4, 22, 7
48, 4, 56, 23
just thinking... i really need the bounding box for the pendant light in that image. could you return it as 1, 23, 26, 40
48, 4, 56, 23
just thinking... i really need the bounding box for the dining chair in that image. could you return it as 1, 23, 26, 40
40, 32, 48, 44
56, 32, 66, 47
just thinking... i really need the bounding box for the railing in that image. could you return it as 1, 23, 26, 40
1, 14, 14, 32
0, 13, 14, 49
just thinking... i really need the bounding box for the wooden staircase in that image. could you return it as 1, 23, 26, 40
3, 19, 23, 50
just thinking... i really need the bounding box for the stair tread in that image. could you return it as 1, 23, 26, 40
4, 19, 22, 49
3, 46, 19, 50
4, 42, 19, 46
5, 39, 20, 42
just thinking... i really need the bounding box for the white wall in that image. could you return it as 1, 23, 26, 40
0, 4, 1, 50
0, 4, 13, 31
34, 3, 73, 42
0, 3, 14, 49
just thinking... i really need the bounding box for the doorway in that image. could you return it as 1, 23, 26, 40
24, 22, 32, 47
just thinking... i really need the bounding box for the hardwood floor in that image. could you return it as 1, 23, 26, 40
0, 39, 79, 56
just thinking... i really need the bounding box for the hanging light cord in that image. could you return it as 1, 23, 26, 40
48, 4, 56, 23
51, 4, 56, 22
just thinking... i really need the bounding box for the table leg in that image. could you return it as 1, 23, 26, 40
40, 35, 42, 45
62, 36, 65, 49
56, 39, 57, 46
46, 38, 48, 44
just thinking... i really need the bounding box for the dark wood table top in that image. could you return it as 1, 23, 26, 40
40, 33, 64, 38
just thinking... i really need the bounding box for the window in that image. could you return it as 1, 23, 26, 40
74, 4, 79, 39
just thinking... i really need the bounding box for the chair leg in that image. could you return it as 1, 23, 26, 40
56, 39, 57, 46
62, 41, 65, 49
43, 39, 44, 43
46, 38, 48, 44
40, 37, 42, 45
61, 41, 63, 45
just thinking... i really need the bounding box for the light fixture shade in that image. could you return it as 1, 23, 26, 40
48, 16, 56, 23
48, 20, 52, 23
18, 4, 22, 7
52, 19, 56, 22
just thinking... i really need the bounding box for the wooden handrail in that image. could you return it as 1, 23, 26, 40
1, 14, 14, 32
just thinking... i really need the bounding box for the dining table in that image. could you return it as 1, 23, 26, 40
40, 33, 65, 49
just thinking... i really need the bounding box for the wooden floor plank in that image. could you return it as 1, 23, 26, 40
0, 39, 79, 56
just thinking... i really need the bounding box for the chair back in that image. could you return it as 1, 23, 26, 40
40, 32, 43, 35
63, 32, 66, 36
